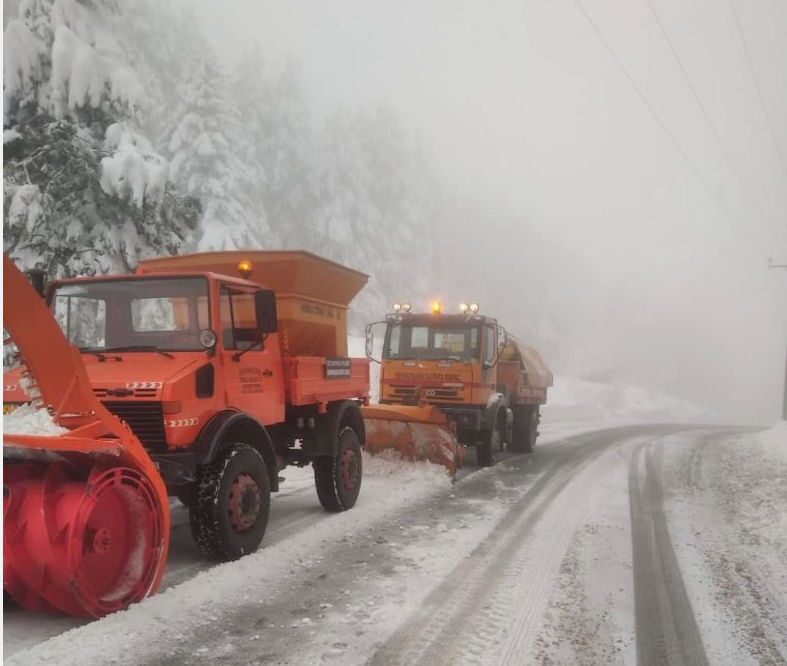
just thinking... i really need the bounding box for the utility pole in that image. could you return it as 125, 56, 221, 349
770, 258, 787, 420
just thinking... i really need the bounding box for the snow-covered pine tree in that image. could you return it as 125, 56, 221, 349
3, 0, 198, 277
308, 106, 440, 322
120, 1, 208, 154
355, 106, 440, 302
163, 53, 271, 251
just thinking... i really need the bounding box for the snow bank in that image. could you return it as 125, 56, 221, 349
3, 404, 67, 436
363, 447, 453, 483
9, 453, 450, 666
542, 375, 715, 424
757, 420, 787, 449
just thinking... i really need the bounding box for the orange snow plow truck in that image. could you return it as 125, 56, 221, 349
364, 302, 553, 468
3, 251, 370, 617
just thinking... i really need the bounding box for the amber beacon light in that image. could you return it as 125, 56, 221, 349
238, 260, 253, 279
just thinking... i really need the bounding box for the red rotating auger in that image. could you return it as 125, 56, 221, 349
3, 255, 170, 617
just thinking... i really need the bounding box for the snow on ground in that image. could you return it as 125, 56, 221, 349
531, 438, 641, 665
757, 419, 787, 461
9, 419, 783, 664
542, 375, 716, 424
662, 423, 787, 664
7, 452, 451, 666
3, 404, 67, 436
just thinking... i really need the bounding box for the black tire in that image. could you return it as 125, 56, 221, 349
477, 425, 500, 467
189, 443, 271, 561
314, 425, 363, 512
510, 405, 539, 453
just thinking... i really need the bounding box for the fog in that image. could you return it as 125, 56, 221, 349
194, 0, 787, 423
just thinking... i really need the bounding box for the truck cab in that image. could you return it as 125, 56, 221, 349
368, 302, 552, 466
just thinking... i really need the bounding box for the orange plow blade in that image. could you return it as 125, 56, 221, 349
361, 404, 463, 477
3, 255, 170, 617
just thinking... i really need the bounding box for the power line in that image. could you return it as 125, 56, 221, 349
643, 0, 787, 255
728, 0, 787, 181
643, 0, 787, 254
570, 0, 781, 259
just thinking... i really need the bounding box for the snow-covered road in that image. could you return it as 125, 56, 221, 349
5, 422, 786, 665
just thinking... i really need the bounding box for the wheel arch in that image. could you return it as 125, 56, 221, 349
483, 394, 509, 433
315, 400, 365, 456
194, 411, 279, 492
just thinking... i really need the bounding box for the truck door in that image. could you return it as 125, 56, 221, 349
218, 285, 285, 425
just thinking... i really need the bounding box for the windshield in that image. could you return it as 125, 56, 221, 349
383, 323, 480, 361
51, 277, 209, 352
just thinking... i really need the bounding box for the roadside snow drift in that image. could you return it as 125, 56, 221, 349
542, 375, 715, 424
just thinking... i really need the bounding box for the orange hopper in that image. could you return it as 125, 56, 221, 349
3, 255, 170, 617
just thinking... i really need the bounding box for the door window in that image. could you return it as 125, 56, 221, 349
220, 287, 258, 350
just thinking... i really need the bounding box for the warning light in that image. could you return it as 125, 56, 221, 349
238, 260, 253, 279
392, 303, 402, 313
431, 301, 442, 314
469, 302, 480, 313
401, 303, 412, 313
459, 302, 469, 313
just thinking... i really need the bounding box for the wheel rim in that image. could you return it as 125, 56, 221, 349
227, 473, 261, 533
339, 445, 359, 494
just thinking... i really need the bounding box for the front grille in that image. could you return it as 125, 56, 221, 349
103, 401, 166, 452
391, 386, 463, 402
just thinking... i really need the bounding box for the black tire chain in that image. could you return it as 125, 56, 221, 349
314, 425, 358, 512
190, 444, 267, 560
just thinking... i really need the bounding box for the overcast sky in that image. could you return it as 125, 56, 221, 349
195, 0, 787, 422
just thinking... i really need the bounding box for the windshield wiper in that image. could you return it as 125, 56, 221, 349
104, 345, 175, 359
82, 349, 122, 362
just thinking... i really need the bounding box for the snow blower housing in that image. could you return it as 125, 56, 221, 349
4, 250, 371, 617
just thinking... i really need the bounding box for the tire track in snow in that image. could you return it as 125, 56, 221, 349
369, 427, 672, 666
629, 439, 709, 666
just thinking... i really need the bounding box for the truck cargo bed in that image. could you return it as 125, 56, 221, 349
283, 356, 370, 407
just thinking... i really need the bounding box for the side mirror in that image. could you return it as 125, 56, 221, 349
365, 321, 386, 363
255, 290, 278, 334
483, 325, 499, 369
365, 323, 374, 359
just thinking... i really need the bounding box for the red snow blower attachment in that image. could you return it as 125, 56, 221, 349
3, 255, 170, 617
